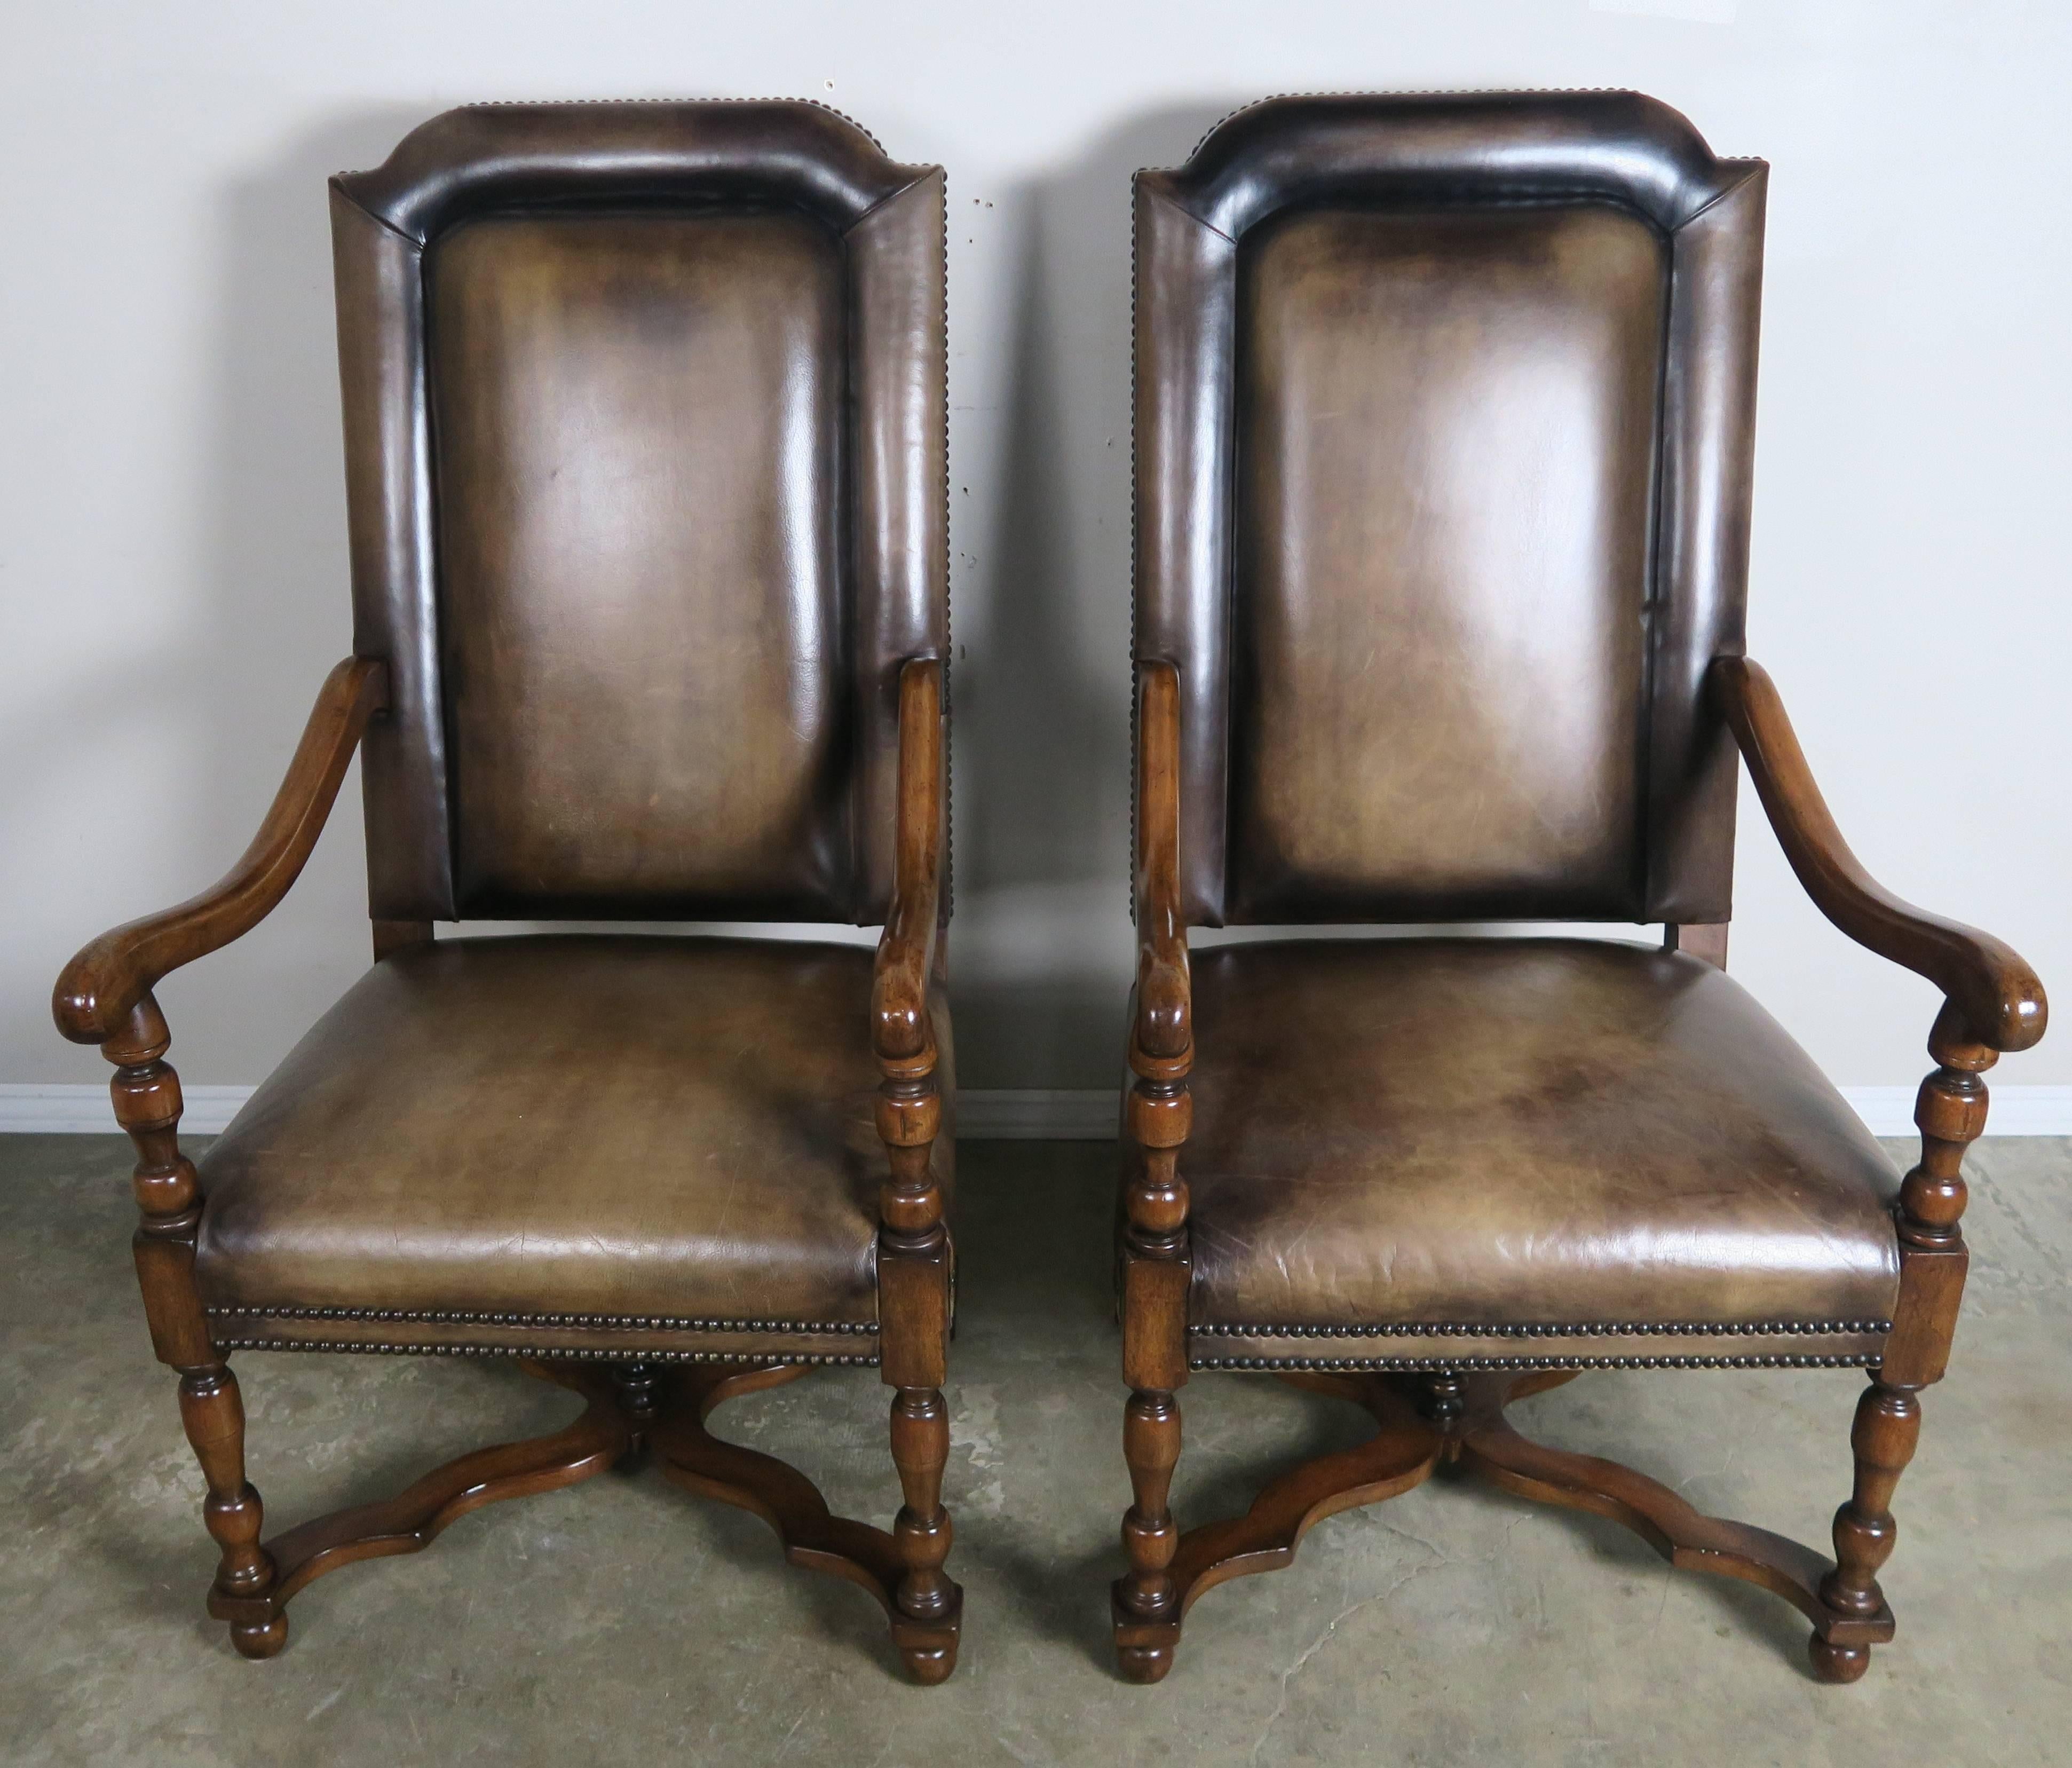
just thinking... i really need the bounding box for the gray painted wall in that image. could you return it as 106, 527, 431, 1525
5, 1, 2066, 1093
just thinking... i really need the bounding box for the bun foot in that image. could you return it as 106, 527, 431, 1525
1113, 1589, 1182, 1684
889, 1598, 961, 1685
1117, 1641, 1174, 1684
230, 1613, 289, 1660
1808, 1634, 1869, 1684
899, 1640, 958, 1685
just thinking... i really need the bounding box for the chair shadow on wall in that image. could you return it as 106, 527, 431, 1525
171, 108, 444, 1055
946, 100, 1251, 1666
12, 107, 430, 1086
949, 99, 1245, 1093
188, 108, 433, 841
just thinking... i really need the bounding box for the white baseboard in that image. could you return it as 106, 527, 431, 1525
961, 1087, 2072, 1140
1838, 1085, 2072, 1138
1837, 1088, 1923, 1138
0, 1084, 259, 1134
5, 1083, 2070, 1140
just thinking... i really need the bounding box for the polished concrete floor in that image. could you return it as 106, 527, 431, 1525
3, 1133, 2069, 1766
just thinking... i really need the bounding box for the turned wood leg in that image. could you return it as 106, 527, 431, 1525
866, 655, 960, 1685
873, 927, 963, 1686
101, 998, 291, 1658
1810, 1378, 1922, 1683
177, 1362, 283, 1659
654, 1363, 966, 1681
1111, 1373, 1442, 1680
1113, 1015, 1192, 1684
1116, 1387, 1182, 1683
1806, 1014, 1995, 1683
889, 1387, 956, 1684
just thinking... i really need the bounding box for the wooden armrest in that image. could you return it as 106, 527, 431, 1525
1711, 656, 2045, 1053
52, 657, 389, 1045
1134, 660, 1191, 1062
872, 659, 944, 1067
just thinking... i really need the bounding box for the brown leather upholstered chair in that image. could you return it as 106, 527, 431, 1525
1112, 92, 2046, 1685
54, 102, 962, 1683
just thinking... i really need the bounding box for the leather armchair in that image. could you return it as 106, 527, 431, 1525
1111, 92, 2045, 1686
54, 101, 962, 1682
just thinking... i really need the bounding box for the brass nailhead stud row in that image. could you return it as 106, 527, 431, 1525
207, 1306, 877, 1335
213, 1338, 880, 1368
1190, 1319, 1891, 1340
1190, 1353, 1881, 1373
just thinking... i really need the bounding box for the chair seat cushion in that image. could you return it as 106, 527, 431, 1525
1179, 939, 1900, 1355
195, 936, 947, 1351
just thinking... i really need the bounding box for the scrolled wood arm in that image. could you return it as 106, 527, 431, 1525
1711, 655, 2045, 1053
52, 657, 389, 1046
1133, 660, 1191, 1063
872, 659, 944, 1068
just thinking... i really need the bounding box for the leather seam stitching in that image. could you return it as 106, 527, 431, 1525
1144, 176, 1235, 245
1671, 161, 1765, 234
329, 181, 425, 254
839, 164, 939, 238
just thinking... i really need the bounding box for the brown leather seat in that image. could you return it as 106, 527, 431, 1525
1183, 938, 1898, 1368
193, 937, 951, 1360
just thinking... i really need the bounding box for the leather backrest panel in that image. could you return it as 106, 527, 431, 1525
1134, 93, 1765, 926
430, 211, 850, 917
331, 102, 947, 922
1229, 203, 1665, 921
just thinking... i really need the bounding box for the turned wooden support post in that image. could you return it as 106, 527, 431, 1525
1820, 1380, 1921, 1617
889, 1384, 952, 1612
1421, 1371, 1466, 1430
1894, 1006, 1995, 1261
178, 1366, 284, 1658
877, 1061, 953, 1600
1120, 1384, 1181, 1609
1812, 1005, 1994, 1684
106, 995, 283, 1658
1115, 658, 1193, 1684
1116, 1041, 1192, 1681
875, 1058, 957, 1683
612, 1361, 660, 1448
869, 656, 958, 1683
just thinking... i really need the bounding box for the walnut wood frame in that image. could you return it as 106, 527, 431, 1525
1111, 657, 2046, 1685
53, 656, 959, 1682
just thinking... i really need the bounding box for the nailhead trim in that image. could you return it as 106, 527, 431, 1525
205, 1306, 877, 1335
213, 1338, 879, 1367
1191, 1353, 1881, 1372
1175, 89, 1761, 166
1190, 1319, 1891, 1339
346, 96, 891, 162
